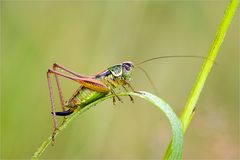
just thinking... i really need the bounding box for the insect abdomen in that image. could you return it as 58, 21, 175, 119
55, 87, 107, 116
67, 86, 108, 109
77, 87, 107, 106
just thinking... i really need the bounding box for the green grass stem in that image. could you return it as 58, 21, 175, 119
180, 0, 239, 133
164, 0, 238, 158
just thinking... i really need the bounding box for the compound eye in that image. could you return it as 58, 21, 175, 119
124, 64, 131, 71
125, 65, 130, 71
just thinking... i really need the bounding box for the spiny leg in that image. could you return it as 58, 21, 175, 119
125, 81, 143, 95
53, 64, 76, 124
126, 81, 141, 94
111, 89, 123, 103
47, 69, 87, 141
104, 77, 123, 104
53, 65, 65, 112
47, 68, 110, 142
53, 63, 88, 78
112, 94, 116, 105
122, 85, 134, 103
47, 71, 59, 143
53, 63, 89, 111
48, 69, 109, 93
126, 82, 136, 92
52, 63, 93, 115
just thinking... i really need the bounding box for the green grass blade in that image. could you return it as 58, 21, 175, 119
164, 0, 238, 157
32, 91, 183, 159
131, 91, 183, 159
180, 0, 239, 133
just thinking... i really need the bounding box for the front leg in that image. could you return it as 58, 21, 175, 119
111, 89, 123, 103
124, 81, 144, 95
104, 77, 123, 104
122, 85, 134, 103
112, 95, 116, 105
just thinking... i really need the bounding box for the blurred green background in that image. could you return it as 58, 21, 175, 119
1, 1, 239, 159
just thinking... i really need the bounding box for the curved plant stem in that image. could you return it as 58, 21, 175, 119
32, 91, 183, 159
180, 0, 239, 133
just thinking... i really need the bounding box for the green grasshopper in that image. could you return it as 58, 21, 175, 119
47, 55, 207, 139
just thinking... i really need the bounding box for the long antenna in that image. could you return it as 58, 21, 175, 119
136, 66, 159, 96
137, 55, 213, 66
134, 55, 216, 95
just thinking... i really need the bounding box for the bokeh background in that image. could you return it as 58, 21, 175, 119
1, 1, 239, 159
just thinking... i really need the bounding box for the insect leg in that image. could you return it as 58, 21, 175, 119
125, 81, 143, 95
122, 85, 134, 103
53, 63, 89, 78
47, 71, 59, 142
111, 89, 123, 103
53, 65, 65, 113
48, 69, 109, 93
52, 64, 85, 124
47, 69, 86, 141
104, 77, 123, 103
53, 63, 89, 113
112, 93, 116, 105
125, 82, 137, 92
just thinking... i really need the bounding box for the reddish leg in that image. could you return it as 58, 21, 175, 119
52, 63, 89, 111
48, 69, 86, 82
52, 63, 89, 124
53, 66, 65, 112
47, 72, 59, 142
53, 63, 89, 78
48, 69, 109, 92
47, 68, 86, 141
47, 68, 109, 141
